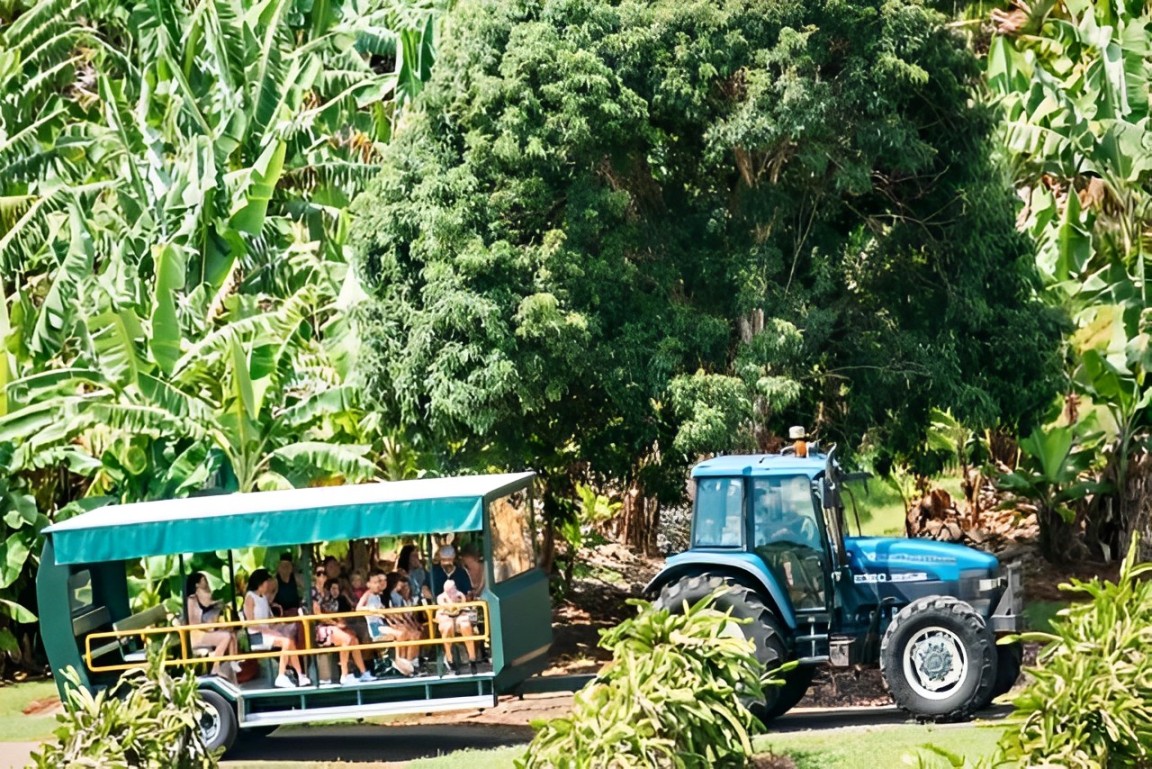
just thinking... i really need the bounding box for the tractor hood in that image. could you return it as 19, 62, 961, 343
843, 537, 998, 583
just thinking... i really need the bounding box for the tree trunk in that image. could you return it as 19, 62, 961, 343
619, 482, 659, 556
1038, 507, 1082, 563
1121, 451, 1152, 562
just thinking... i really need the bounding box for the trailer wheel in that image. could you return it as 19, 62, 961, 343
880, 597, 996, 723
655, 574, 798, 721
198, 689, 238, 753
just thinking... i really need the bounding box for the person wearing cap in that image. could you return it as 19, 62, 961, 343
430, 544, 472, 598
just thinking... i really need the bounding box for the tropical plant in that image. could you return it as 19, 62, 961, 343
553, 484, 622, 592
997, 423, 1106, 560
997, 535, 1152, 769
28, 651, 217, 768
517, 593, 771, 769
986, 0, 1152, 556
0, 0, 445, 667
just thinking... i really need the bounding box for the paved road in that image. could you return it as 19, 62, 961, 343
222, 722, 535, 764
215, 705, 1014, 765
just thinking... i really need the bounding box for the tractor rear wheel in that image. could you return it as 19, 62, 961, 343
655, 574, 801, 721
992, 642, 1022, 700
880, 597, 996, 723
974, 641, 1023, 710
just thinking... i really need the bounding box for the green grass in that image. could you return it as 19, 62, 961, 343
223, 748, 524, 769
408, 747, 523, 768
849, 473, 967, 538
1023, 599, 1066, 633
0, 680, 61, 742
225, 724, 1004, 769
757, 724, 1005, 769
848, 476, 907, 537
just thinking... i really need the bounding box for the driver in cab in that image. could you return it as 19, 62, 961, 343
755, 487, 812, 546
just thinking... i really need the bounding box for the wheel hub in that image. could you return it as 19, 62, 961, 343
915, 640, 956, 683
200, 708, 221, 745
902, 626, 968, 701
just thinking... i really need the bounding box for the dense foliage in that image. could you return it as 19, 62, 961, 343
518, 594, 768, 769
353, 0, 1062, 521
986, 0, 1152, 556
29, 655, 217, 768
997, 536, 1152, 768
0, 0, 441, 661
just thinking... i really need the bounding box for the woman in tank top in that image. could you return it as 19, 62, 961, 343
184, 572, 240, 680
243, 568, 310, 688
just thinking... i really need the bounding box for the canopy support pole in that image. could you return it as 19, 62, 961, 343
178, 554, 186, 622
228, 550, 239, 619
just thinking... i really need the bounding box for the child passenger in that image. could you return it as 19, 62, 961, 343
436, 579, 478, 675
357, 570, 414, 676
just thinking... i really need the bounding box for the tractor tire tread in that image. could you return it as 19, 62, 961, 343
879, 596, 996, 724
655, 573, 799, 721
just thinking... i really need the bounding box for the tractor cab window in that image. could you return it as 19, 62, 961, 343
693, 478, 744, 548
751, 475, 826, 610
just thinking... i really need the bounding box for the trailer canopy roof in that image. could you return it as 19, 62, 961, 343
43, 472, 535, 565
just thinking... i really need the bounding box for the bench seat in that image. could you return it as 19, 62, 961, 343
109, 605, 170, 663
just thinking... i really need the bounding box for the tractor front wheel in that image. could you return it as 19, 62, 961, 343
880, 597, 996, 723
654, 574, 801, 721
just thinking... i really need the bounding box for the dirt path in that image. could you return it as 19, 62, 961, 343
0, 743, 35, 769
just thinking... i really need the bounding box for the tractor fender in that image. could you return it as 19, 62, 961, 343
644, 552, 797, 630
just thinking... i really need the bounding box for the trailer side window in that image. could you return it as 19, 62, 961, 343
68, 570, 94, 616
489, 491, 534, 582
693, 478, 743, 548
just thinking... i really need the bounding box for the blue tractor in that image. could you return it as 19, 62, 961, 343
648, 435, 1023, 723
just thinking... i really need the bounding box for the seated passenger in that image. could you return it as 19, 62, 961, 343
399, 544, 433, 603
350, 571, 367, 604
185, 572, 241, 680
323, 555, 352, 597
431, 545, 472, 597
357, 570, 414, 676
384, 572, 423, 666
244, 569, 310, 688
313, 573, 374, 686
460, 544, 486, 600
272, 553, 304, 618
436, 579, 478, 675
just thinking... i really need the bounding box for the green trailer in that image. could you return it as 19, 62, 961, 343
37, 472, 559, 752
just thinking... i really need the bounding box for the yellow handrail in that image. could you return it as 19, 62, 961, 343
84, 600, 491, 674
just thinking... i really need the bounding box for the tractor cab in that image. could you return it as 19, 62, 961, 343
649, 434, 1024, 724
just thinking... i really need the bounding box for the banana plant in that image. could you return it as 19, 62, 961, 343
0, 0, 446, 652
997, 423, 1108, 560
986, 0, 1152, 556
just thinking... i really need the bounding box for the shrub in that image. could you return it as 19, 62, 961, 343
997, 534, 1152, 768
28, 652, 216, 769
518, 592, 772, 769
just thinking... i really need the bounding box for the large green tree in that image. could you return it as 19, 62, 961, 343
353, 0, 1062, 547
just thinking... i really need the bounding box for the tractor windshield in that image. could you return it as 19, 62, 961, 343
751, 475, 827, 611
